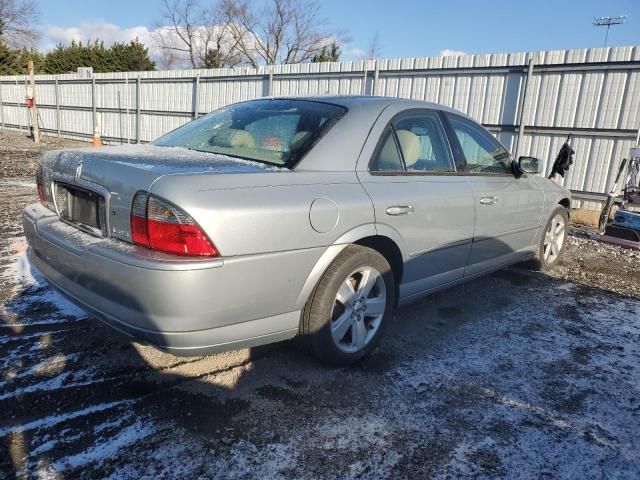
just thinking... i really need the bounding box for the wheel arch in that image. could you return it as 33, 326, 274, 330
558, 197, 571, 214
353, 235, 404, 299
294, 232, 405, 310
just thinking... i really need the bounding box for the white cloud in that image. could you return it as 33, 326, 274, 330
42, 21, 242, 70
345, 47, 367, 60
45, 22, 155, 50
42, 21, 171, 66
439, 49, 467, 57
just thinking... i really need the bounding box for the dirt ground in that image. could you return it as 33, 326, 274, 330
1, 130, 639, 479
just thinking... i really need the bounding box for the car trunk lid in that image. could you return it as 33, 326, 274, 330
41, 144, 278, 243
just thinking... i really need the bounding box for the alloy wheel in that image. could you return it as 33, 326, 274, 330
543, 213, 566, 263
330, 267, 387, 353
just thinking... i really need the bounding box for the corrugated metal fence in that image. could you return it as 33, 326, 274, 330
1, 45, 639, 205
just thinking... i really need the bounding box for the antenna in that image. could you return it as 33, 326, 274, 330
593, 16, 628, 46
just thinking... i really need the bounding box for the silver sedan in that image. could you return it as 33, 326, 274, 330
24, 96, 571, 365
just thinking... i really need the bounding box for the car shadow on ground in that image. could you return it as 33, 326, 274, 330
1, 252, 639, 478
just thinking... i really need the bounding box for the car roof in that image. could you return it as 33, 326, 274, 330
262, 95, 465, 117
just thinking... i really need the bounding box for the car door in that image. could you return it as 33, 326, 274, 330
443, 113, 544, 276
357, 108, 476, 301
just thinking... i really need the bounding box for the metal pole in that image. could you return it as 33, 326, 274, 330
16, 77, 23, 133
193, 73, 200, 119
0, 81, 4, 130
515, 56, 535, 159
373, 61, 379, 96
91, 75, 97, 138
135, 76, 141, 143
362, 65, 368, 96
125, 76, 130, 144
28, 60, 40, 143
55, 77, 60, 138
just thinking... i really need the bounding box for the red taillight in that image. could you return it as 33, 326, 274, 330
36, 165, 48, 208
130, 193, 218, 257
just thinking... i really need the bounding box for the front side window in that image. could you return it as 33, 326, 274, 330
370, 110, 455, 173
154, 99, 346, 168
447, 114, 511, 174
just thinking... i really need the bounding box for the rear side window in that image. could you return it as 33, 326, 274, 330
370, 110, 455, 173
446, 114, 511, 174
154, 99, 346, 168
370, 129, 404, 171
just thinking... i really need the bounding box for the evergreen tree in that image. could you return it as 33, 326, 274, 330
43, 39, 155, 74
311, 42, 341, 63
203, 48, 224, 69
108, 40, 155, 72
0, 41, 21, 75
18, 48, 45, 73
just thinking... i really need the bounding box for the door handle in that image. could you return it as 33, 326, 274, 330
479, 196, 498, 205
386, 205, 414, 216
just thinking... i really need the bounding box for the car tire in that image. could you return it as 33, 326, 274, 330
530, 205, 569, 271
299, 245, 396, 366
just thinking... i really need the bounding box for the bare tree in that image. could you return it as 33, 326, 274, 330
367, 31, 382, 60
220, 0, 345, 67
0, 0, 40, 48
153, 0, 240, 69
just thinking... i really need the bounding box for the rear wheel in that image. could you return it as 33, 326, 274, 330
299, 245, 395, 366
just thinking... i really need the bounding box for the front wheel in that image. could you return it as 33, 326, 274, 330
299, 245, 396, 366
532, 206, 569, 271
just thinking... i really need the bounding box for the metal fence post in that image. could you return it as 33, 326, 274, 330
17, 77, 24, 133
125, 75, 130, 144
135, 76, 141, 143
372, 61, 379, 96
193, 73, 200, 119
514, 56, 535, 159
0, 81, 4, 130
55, 77, 61, 138
91, 75, 97, 137
362, 64, 368, 96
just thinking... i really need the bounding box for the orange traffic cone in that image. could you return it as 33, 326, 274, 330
92, 114, 103, 147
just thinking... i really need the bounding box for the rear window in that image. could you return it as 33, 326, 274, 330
154, 99, 346, 168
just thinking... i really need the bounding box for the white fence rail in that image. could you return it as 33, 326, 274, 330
1, 46, 639, 204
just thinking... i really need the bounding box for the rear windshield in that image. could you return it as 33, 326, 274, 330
154, 99, 346, 168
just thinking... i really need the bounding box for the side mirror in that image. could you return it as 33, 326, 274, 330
518, 156, 542, 175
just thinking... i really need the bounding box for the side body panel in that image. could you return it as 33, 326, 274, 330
355, 103, 476, 299
465, 175, 544, 275
360, 176, 475, 297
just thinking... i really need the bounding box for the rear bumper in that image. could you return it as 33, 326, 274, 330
23, 203, 312, 355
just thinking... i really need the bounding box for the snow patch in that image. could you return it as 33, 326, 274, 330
0, 400, 133, 437
50, 418, 156, 473
0, 179, 36, 188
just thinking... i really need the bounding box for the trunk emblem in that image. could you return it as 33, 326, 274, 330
74, 163, 83, 182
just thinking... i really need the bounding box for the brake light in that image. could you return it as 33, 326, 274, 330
36, 165, 48, 208
130, 193, 218, 257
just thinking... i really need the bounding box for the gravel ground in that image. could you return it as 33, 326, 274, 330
1, 129, 639, 479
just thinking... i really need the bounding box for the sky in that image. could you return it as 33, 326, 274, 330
36, 0, 640, 62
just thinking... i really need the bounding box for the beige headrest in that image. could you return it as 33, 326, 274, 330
377, 135, 401, 170
211, 129, 257, 148
396, 129, 420, 167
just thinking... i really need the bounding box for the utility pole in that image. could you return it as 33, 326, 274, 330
592, 16, 628, 47
27, 59, 40, 143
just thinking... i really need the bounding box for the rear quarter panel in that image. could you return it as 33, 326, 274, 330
149, 171, 376, 257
